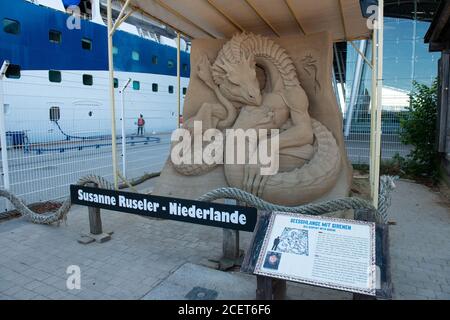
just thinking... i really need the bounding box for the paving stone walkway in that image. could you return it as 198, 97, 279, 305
0, 179, 448, 300
389, 180, 450, 300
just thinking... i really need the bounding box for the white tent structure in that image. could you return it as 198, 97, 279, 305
105, 0, 384, 208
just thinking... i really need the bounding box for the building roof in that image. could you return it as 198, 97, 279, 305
424, 0, 450, 52
120, 0, 372, 41
384, 0, 442, 22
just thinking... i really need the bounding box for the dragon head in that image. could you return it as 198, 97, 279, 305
212, 50, 262, 106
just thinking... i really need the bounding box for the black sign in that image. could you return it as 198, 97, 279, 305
70, 185, 257, 232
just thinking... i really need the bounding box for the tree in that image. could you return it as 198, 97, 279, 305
400, 80, 439, 182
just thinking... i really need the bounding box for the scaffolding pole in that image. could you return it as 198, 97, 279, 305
369, 30, 377, 194
107, 0, 133, 189
344, 40, 367, 137
177, 33, 181, 128
0, 61, 10, 194
370, 1, 384, 208
120, 78, 132, 179
107, 0, 119, 189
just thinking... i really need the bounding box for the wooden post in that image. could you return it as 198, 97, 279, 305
256, 276, 287, 300
87, 182, 103, 235
353, 293, 377, 300
223, 229, 240, 257
77, 183, 112, 244
241, 212, 288, 300
219, 227, 241, 270
273, 278, 287, 300
88, 205, 103, 235
219, 199, 242, 270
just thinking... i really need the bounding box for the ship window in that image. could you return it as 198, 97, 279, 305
152, 55, 158, 64
183, 87, 187, 95
114, 78, 119, 88
182, 64, 188, 72
5, 64, 21, 79
152, 83, 158, 92
3, 19, 20, 35
133, 81, 140, 90
168, 59, 174, 68
168, 85, 174, 94
113, 46, 118, 55
83, 74, 93, 86
49, 30, 61, 44
49, 107, 60, 122
81, 38, 92, 50
132, 51, 140, 61
49, 70, 62, 83
4, 104, 10, 115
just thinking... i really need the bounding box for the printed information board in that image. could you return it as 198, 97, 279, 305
70, 185, 257, 232
254, 212, 376, 296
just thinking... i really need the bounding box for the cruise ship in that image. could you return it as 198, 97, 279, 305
0, 0, 190, 144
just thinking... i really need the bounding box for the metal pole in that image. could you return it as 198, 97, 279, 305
345, 40, 367, 137
177, 32, 181, 128
411, 0, 417, 88
371, 1, 384, 208
332, 69, 343, 113
333, 44, 346, 107
107, 0, 119, 189
120, 78, 132, 179
0, 61, 10, 194
369, 31, 377, 191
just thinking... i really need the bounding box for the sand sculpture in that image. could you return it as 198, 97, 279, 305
154, 32, 352, 208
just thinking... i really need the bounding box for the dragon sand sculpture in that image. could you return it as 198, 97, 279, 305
171, 33, 341, 206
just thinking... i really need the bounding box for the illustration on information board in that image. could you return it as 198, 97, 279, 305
275, 228, 309, 256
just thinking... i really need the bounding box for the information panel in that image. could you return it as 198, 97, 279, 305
254, 212, 376, 296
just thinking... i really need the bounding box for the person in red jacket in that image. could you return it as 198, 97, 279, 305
137, 114, 145, 136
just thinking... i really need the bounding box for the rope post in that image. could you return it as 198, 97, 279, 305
88, 201, 103, 235
219, 199, 244, 270
78, 182, 113, 244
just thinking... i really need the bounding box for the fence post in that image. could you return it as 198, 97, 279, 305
78, 182, 113, 244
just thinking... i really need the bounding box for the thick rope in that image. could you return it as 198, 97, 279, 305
198, 176, 398, 224
0, 175, 114, 224
198, 188, 385, 223
378, 175, 398, 223
0, 175, 397, 225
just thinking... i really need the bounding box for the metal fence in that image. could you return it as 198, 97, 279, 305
0, 105, 172, 212
343, 92, 413, 165
342, 17, 439, 165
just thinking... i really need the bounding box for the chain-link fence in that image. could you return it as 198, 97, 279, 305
0, 69, 178, 212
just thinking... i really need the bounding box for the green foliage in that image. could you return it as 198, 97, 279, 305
399, 80, 440, 182
353, 154, 407, 177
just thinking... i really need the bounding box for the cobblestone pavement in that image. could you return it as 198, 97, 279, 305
389, 180, 450, 300
0, 179, 448, 300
